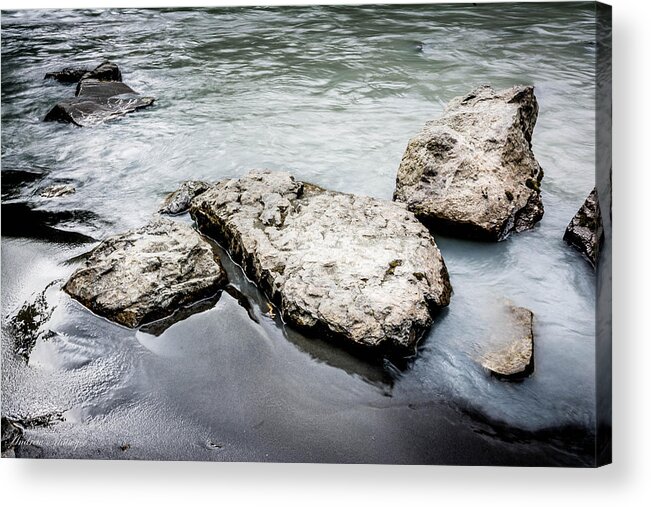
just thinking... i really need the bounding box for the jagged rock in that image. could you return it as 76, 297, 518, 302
159, 180, 210, 215
39, 184, 76, 198
44, 67, 89, 83
78, 61, 122, 84
394, 85, 544, 241
563, 188, 603, 268
44, 61, 153, 127
44, 61, 122, 85
63, 218, 227, 328
190, 170, 452, 356
481, 304, 534, 379
7, 282, 57, 361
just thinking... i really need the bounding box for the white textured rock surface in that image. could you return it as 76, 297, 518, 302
394, 85, 544, 241
481, 304, 534, 379
39, 184, 76, 198
190, 170, 452, 355
63, 218, 227, 327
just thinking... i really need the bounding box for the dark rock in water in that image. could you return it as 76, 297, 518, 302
63, 218, 228, 328
44, 61, 122, 85
44, 61, 153, 127
6, 282, 58, 362
1, 202, 96, 244
44, 66, 89, 83
1, 169, 45, 199
190, 170, 452, 357
481, 304, 534, 380
39, 184, 76, 198
75, 79, 135, 99
44, 80, 155, 127
563, 188, 603, 268
159, 180, 211, 215
79, 61, 122, 84
394, 85, 544, 241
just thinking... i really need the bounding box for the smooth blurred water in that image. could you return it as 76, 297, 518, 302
1, 3, 598, 465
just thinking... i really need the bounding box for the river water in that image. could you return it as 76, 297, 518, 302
1, 3, 598, 465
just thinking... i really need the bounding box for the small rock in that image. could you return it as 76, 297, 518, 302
7, 282, 57, 361
190, 170, 452, 356
563, 188, 603, 268
79, 61, 122, 84
39, 184, 76, 198
44, 61, 122, 85
159, 180, 211, 215
44, 67, 90, 83
44, 61, 154, 127
394, 85, 544, 241
63, 218, 227, 328
481, 304, 534, 379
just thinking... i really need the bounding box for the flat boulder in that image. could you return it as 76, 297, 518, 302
159, 180, 211, 215
394, 85, 544, 241
63, 218, 227, 328
563, 188, 603, 268
190, 170, 452, 356
481, 304, 534, 379
44, 61, 153, 126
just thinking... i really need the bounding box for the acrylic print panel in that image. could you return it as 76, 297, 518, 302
1, 2, 612, 466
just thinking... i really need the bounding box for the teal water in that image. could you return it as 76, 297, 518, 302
2, 3, 597, 465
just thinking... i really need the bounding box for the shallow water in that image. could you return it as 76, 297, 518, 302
2, 3, 598, 465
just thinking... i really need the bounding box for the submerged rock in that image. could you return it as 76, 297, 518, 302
63, 218, 227, 328
481, 304, 534, 379
563, 188, 603, 268
190, 170, 452, 356
394, 85, 544, 241
39, 184, 76, 198
159, 180, 210, 215
44, 61, 153, 127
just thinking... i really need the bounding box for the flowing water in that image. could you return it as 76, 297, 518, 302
1, 3, 599, 465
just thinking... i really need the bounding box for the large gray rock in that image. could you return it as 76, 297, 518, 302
481, 304, 534, 379
44, 61, 153, 127
63, 218, 227, 328
190, 170, 452, 356
159, 180, 211, 215
563, 188, 603, 268
394, 85, 544, 241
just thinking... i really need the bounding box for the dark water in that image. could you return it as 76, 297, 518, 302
1, 3, 598, 465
